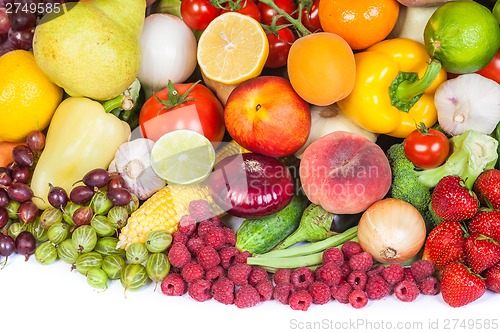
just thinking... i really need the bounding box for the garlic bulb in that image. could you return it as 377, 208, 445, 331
108, 139, 166, 200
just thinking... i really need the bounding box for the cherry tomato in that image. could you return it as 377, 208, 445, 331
403, 126, 450, 169
476, 49, 500, 84
258, 0, 297, 26
264, 26, 295, 68
300, 0, 322, 33
221, 0, 261, 22
139, 82, 225, 146
180, 0, 221, 31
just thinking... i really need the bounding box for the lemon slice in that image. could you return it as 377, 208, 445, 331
197, 12, 269, 85
150, 130, 216, 185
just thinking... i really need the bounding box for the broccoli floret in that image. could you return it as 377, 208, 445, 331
416, 130, 499, 189
386, 143, 436, 230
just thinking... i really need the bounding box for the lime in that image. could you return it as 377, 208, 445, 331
423, 1, 500, 74
150, 130, 216, 185
494, 0, 500, 25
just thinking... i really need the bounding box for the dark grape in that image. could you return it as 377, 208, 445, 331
72, 206, 93, 227
70, 185, 94, 204
11, 145, 34, 167
0, 39, 16, 57
47, 183, 68, 209
82, 168, 110, 188
7, 182, 33, 202
0, 8, 9, 34
107, 188, 132, 206
26, 131, 45, 151
0, 33, 6, 44
17, 200, 38, 223
0, 167, 12, 186
10, 164, 31, 184
8, 27, 34, 50
108, 174, 126, 190
9, 12, 36, 31
15, 230, 36, 260
0, 206, 8, 229
0, 188, 9, 207
0, 234, 15, 266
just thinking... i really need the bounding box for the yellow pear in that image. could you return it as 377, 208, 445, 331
33, 0, 146, 101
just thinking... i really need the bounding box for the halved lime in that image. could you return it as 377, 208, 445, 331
150, 130, 216, 185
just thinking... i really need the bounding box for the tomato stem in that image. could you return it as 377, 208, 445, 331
258, 0, 311, 37
153, 80, 200, 114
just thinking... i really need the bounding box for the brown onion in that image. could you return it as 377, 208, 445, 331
357, 198, 426, 264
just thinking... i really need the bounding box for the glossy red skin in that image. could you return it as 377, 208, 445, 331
139, 83, 225, 145
264, 26, 295, 68
476, 49, 500, 84
221, 0, 261, 22
180, 0, 221, 31
258, 0, 297, 26
403, 128, 450, 169
208, 153, 294, 218
301, 0, 322, 33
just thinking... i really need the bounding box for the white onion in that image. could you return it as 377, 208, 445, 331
138, 13, 198, 97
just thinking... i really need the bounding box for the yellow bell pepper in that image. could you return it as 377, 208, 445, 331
31, 97, 131, 209
337, 38, 447, 138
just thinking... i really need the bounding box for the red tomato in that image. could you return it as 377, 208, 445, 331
264, 26, 295, 68
180, 0, 221, 31
476, 49, 500, 84
139, 82, 225, 146
221, 0, 261, 22
258, 0, 297, 26
403, 126, 450, 169
301, 0, 322, 33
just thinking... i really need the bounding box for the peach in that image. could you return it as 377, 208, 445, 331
299, 131, 391, 214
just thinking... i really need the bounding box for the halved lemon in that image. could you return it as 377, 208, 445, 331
197, 12, 269, 85
150, 130, 216, 185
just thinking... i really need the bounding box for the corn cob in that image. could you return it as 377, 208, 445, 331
117, 140, 248, 249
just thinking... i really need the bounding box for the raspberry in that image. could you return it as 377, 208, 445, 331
273, 268, 292, 285
188, 199, 214, 221
347, 270, 368, 290
255, 279, 274, 301
349, 290, 368, 309
308, 281, 331, 305
367, 264, 385, 277
172, 231, 189, 245
160, 273, 186, 296
322, 247, 344, 266
404, 267, 416, 283
188, 279, 212, 302
315, 262, 342, 286
227, 263, 252, 286
181, 262, 205, 283
339, 261, 352, 281
211, 277, 235, 305
167, 243, 191, 268
197, 220, 214, 238
382, 263, 405, 285
205, 265, 226, 283
186, 236, 205, 255
235, 284, 260, 308
410, 260, 435, 281
197, 246, 221, 269
219, 246, 240, 269
178, 215, 197, 236
290, 267, 315, 290
273, 282, 294, 304
394, 280, 420, 302
349, 252, 373, 272
223, 227, 236, 246
289, 290, 313, 311
341, 241, 363, 259
418, 276, 441, 295
203, 227, 226, 250
248, 266, 269, 286
365, 275, 391, 300
330, 280, 353, 304
209, 215, 223, 227
235, 250, 251, 264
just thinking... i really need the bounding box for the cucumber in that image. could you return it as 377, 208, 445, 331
235, 195, 309, 255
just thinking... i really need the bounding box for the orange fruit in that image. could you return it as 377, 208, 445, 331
318, 0, 400, 50
287, 32, 355, 106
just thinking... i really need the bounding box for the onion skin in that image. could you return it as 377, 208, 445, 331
357, 198, 426, 264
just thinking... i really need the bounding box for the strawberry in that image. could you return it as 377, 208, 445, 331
422, 221, 467, 270
473, 169, 500, 209
440, 261, 486, 307
431, 175, 479, 222
468, 209, 500, 243
483, 264, 500, 293
464, 233, 500, 274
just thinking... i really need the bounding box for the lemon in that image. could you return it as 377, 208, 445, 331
424, 1, 500, 74
150, 130, 216, 185
0, 50, 63, 142
197, 12, 269, 85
